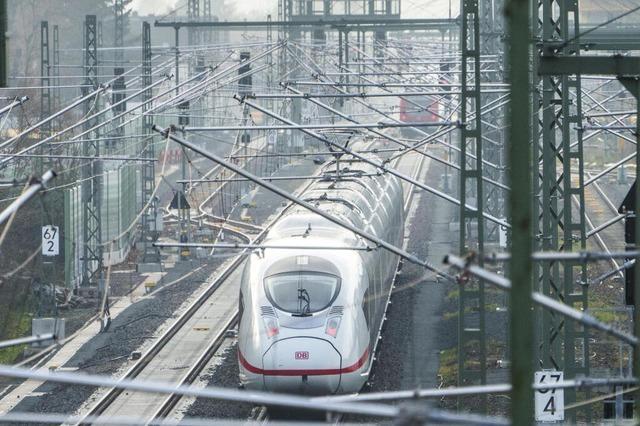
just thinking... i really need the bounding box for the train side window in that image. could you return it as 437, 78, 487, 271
362, 289, 371, 331
239, 291, 245, 322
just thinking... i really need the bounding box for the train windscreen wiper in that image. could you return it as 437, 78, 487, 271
294, 288, 312, 317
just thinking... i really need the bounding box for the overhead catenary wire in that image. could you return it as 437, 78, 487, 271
0, 96, 28, 117
318, 376, 638, 403
153, 125, 457, 282
443, 254, 638, 346
1, 18, 633, 424
153, 242, 377, 251
0, 333, 55, 350
0, 364, 398, 418
238, 97, 510, 228
0, 87, 107, 151
0, 170, 56, 226
184, 121, 456, 131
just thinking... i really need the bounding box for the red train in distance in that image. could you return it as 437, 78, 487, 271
398, 97, 439, 124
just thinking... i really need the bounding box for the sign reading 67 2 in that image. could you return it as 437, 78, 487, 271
42, 225, 59, 256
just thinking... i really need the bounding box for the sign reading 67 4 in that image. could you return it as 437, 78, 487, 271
535, 370, 564, 422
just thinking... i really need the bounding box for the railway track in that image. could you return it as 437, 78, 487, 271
76, 139, 427, 424
78, 152, 328, 424
78, 240, 251, 424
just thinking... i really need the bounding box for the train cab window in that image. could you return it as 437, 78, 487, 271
265, 272, 341, 316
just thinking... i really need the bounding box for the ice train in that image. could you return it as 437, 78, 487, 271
237, 153, 404, 395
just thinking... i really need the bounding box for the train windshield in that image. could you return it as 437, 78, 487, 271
265, 272, 340, 315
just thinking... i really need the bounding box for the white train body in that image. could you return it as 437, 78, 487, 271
237, 155, 404, 395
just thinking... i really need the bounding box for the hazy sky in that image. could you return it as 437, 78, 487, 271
132, 0, 277, 18
130, 0, 457, 19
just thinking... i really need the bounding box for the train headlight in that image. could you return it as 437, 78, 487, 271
325, 316, 341, 338
263, 316, 279, 338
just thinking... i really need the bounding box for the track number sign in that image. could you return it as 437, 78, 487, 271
535, 370, 564, 422
42, 225, 59, 256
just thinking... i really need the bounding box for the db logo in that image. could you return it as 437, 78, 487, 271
295, 351, 309, 360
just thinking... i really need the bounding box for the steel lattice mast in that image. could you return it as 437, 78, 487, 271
139, 21, 161, 269
457, 0, 487, 411
81, 15, 103, 288
533, 1, 589, 420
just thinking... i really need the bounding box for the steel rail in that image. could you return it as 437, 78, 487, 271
78, 245, 257, 423
149, 314, 239, 422
186, 135, 269, 228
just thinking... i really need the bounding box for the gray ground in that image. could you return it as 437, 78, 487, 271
9, 256, 225, 418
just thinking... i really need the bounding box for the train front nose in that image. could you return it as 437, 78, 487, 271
262, 337, 342, 395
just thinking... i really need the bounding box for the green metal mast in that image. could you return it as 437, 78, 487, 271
505, 0, 533, 422
480, 0, 505, 240
52, 25, 60, 115
534, 0, 589, 418
114, 0, 124, 64
0, 0, 6, 87
40, 21, 51, 138
139, 21, 161, 269
81, 15, 103, 288
458, 0, 487, 411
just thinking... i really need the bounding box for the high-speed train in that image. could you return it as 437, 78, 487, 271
237, 151, 404, 395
